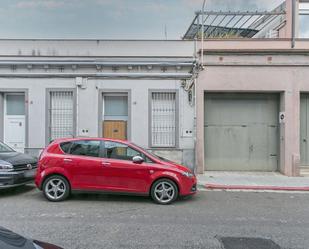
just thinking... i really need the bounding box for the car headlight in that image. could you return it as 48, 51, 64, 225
0, 160, 13, 172
181, 171, 194, 178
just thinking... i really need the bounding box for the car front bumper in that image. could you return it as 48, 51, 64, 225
180, 175, 197, 196
0, 169, 37, 189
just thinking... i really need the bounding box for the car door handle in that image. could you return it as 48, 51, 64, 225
63, 158, 73, 162
102, 162, 111, 166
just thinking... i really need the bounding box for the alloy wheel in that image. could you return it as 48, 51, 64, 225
45, 178, 67, 201
153, 181, 176, 204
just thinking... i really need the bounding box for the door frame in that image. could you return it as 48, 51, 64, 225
0, 89, 29, 149
98, 89, 131, 140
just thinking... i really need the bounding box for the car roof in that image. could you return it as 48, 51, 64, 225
52, 137, 131, 145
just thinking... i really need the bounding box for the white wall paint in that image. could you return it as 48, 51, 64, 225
0, 78, 194, 151
0, 40, 195, 57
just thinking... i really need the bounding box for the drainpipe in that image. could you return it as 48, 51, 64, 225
75, 77, 83, 138
193, 78, 197, 174
292, 0, 296, 48
201, 0, 207, 67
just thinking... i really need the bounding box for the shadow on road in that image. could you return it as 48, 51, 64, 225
0, 184, 36, 197
67, 192, 197, 205
71, 193, 151, 203
0, 182, 199, 206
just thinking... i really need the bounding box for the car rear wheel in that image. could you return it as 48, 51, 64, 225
43, 175, 70, 202
151, 179, 178, 205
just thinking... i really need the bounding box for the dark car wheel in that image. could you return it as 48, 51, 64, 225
151, 178, 178, 205
43, 175, 70, 202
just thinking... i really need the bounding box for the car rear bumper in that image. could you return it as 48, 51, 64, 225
0, 169, 37, 189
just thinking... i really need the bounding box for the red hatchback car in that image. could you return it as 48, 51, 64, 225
35, 138, 197, 205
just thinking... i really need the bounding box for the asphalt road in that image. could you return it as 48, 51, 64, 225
0, 185, 309, 249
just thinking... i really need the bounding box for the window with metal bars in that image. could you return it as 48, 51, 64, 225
150, 92, 176, 147
300, 3, 309, 38
49, 91, 74, 141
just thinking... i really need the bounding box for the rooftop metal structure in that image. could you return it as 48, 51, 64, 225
183, 6, 286, 40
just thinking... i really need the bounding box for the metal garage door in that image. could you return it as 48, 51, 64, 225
300, 94, 309, 167
204, 93, 279, 171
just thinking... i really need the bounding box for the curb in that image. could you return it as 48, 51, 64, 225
204, 183, 309, 192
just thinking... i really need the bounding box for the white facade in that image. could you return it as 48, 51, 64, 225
0, 39, 196, 169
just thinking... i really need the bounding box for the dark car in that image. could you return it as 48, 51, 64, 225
0, 226, 63, 249
0, 141, 37, 189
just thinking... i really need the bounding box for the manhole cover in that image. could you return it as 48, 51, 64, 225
219, 237, 281, 249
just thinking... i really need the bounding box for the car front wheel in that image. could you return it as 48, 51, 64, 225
43, 175, 70, 202
151, 179, 178, 205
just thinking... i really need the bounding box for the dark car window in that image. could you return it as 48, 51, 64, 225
60, 142, 72, 154
68, 140, 101, 158
0, 142, 14, 153
104, 141, 153, 162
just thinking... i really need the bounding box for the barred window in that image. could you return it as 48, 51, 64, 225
151, 92, 176, 147
299, 3, 309, 38
49, 91, 74, 141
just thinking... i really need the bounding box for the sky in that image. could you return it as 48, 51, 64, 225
0, 0, 298, 39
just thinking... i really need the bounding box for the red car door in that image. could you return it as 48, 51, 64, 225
100, 141, 153, 193
62, 140, 104, 190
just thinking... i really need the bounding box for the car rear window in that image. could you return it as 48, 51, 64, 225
70, 140, 100, 157
60, 140, 101, 157
60, 142, 72, 154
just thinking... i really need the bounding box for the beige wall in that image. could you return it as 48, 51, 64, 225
196, 47, 309, 176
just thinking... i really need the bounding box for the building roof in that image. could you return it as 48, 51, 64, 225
183, 3, 286, 39
0, 39, 195, 57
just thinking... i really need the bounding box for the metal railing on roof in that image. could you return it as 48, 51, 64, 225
183, 10, 286, 40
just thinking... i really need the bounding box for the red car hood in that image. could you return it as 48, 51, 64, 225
158, 159, 192, 173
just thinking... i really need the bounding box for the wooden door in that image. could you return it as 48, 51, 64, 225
103, 121, 127, 140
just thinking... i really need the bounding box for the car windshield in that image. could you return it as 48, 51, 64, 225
0, 142, 14, 153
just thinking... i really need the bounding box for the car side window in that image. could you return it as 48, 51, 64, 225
104, 141, 151, 162
68, 140, 100, 158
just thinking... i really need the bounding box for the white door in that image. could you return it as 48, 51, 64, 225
4, 94, 26, 153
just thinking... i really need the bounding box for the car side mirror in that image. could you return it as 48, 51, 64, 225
132, 156, 144, 164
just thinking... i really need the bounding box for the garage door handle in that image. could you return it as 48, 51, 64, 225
270, 154, 277, 157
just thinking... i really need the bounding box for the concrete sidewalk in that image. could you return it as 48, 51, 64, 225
198, 171, 309, 191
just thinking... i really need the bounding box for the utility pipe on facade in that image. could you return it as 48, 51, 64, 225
201, 0, 206, 68
0, 72, 193, 79
292, 0, 296, 48
75, 77, 82, 139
